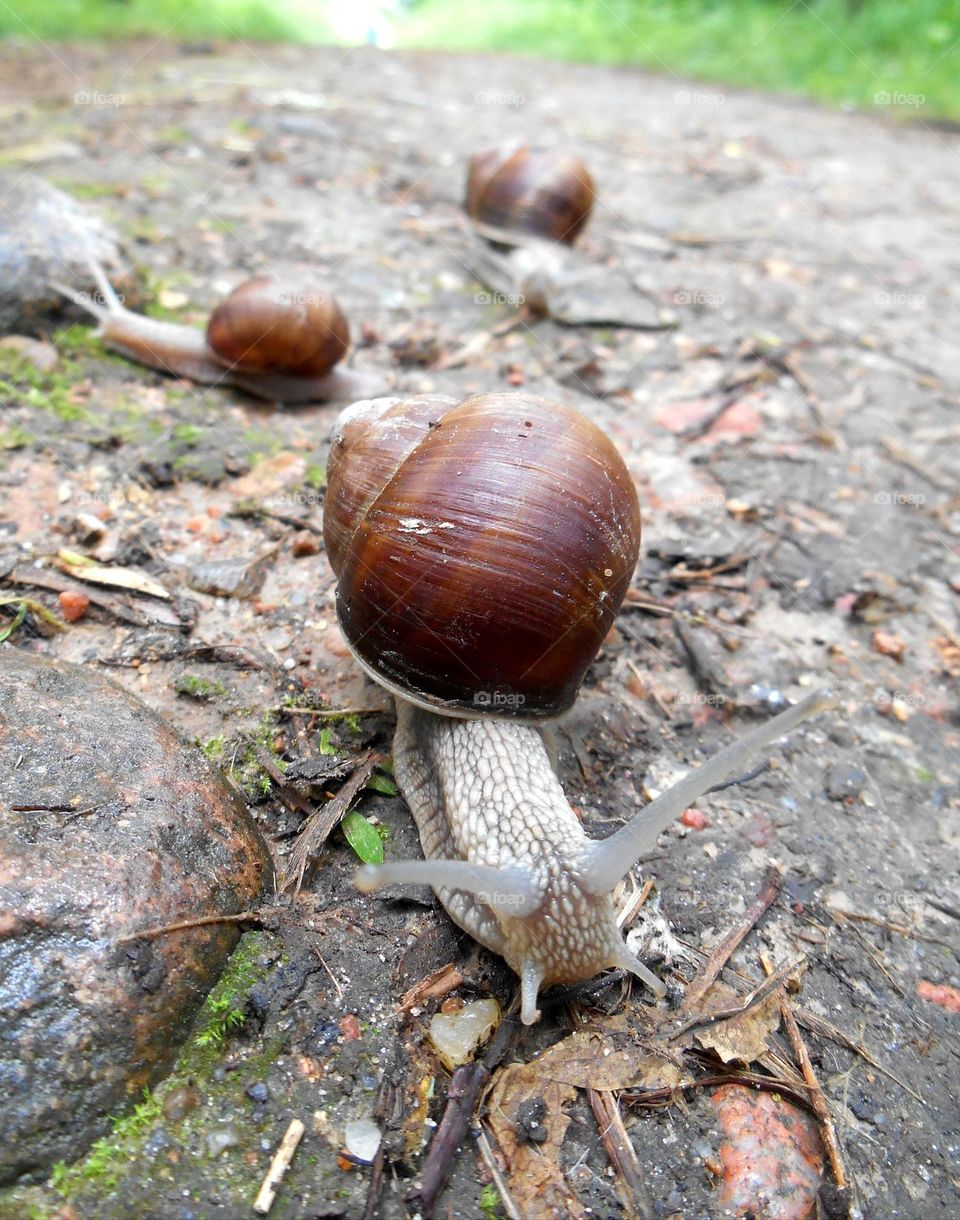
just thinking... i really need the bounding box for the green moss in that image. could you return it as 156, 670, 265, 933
304, 462, 327, 490
174, 673, 227, 701
480, 1183, 502, 1217
0, 348, 92, 422
171, 423, 202, 447
199, 734, 227, 765
0, 423, 33, 450
49, 1089, 163, 1197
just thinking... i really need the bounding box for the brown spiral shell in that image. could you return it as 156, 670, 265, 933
465, 146, 596, 245
205, 273, 350, 376
324, 392, 640, 719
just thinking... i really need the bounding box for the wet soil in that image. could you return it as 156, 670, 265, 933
0, 38, 958, 1220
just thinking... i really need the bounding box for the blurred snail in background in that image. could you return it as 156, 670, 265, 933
465, 145, 596, 246
324, 391, 835, 1023
462, 145, 671, 329
55, 263, 386, 403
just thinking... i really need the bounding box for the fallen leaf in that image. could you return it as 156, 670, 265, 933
488, 1062, 585, 1219
57, 551, 170, 599
711, 1084, 824, 1219
400, 963, 464, 1010
532, 1027, 687, 1092
695, 991, 782, 1064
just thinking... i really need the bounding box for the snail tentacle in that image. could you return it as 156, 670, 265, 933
583, 688, 839, 897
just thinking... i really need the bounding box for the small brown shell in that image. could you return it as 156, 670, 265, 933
465, 146, 595, 245
324, 392, 640, 719
206, 273, 349, 376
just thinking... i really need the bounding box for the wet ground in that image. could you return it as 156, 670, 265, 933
0, 38, 958, 1220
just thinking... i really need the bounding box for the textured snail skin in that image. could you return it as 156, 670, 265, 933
466, 146, 596, 246
327, 393, 640, 718
358, 689, 836, 1024
54, 261, 384, 403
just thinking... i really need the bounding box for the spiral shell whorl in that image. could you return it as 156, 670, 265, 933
324, 392, 640, 719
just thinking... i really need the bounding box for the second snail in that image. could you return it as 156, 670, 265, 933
56, 262, 386, 403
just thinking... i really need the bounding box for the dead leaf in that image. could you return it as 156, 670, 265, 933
488, 1063, 585, 1219
57, 550, 170, 599
695, 991, 783, 1064
532, 1028, 687, 1092
400, 963, 464, 1010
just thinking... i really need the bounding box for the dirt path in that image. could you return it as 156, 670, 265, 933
1, 40, 958, 1220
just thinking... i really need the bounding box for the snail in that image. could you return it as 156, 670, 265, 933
54, 261, 385, 403
324, 391, 835, 1024
462, 147, 672, 330
465, 145, 596, 246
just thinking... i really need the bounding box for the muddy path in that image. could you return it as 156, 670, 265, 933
0, 39, 958, 1220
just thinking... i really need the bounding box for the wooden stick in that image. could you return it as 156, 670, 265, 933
761, 956, 848, 1195
116, 909, 262, 943
253, 1118, 305, 1214
475, 1126, 523, 1220
587, 1089, 654, 1220
684, 867, 781, 1006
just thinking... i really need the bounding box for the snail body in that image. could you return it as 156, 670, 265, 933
55, 261, 384, 403
326, 393, 834, 1023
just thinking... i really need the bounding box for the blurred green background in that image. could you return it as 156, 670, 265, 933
1, 0, 956, 119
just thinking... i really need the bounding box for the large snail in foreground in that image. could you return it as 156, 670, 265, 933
325, 392, 834, 1024
465, 145, 595, 246
56, 263, 385, 403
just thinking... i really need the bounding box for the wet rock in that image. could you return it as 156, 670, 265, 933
0, 649, 273, 1184
0, 175, 141, 335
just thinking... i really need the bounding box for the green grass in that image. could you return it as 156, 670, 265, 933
0, 1, 956, 119
0, 0, 333, 42
397, 0, 960, 120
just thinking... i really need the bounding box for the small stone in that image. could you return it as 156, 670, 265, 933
339, 1014, 361, 1042
58, 589, 90, 622
872, 629, 905, 661
206, 1126, 241, 1157
291, 530, 320, 558
163, 1086, 200, 1123
73, 511, 107, 546
0, 335, 60, 373
428, 998, 500, 1071
680, 808, 710, 830
187, 552, 274, 599
825, 763, 867, 802
343, 1117, 381, 1164
245, 1081, 269, 1104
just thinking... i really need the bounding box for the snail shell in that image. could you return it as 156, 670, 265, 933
206, 273, 350, 376
465, 146, 596, 245
324, 392, 640, 719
